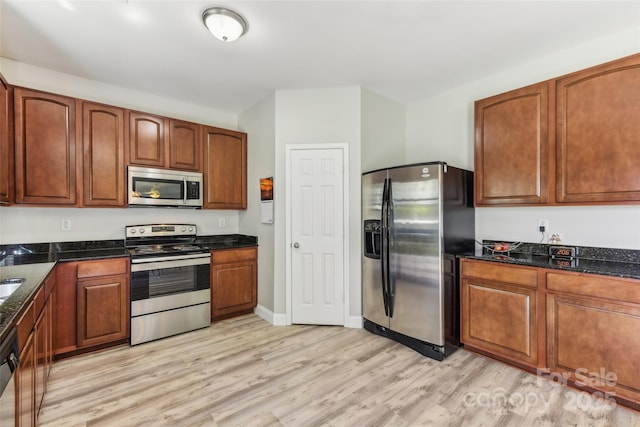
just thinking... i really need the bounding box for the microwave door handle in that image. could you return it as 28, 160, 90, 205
183, 178, 187, 205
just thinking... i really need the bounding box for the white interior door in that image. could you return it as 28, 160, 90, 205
289, 146, 345, 325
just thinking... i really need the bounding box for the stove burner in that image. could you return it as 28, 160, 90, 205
125, 224, 206, 258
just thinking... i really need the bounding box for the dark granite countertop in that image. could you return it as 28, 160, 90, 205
0, 234, 258, 342
0, 234, 258, 267
463, 241, 640, 280
196, 234, 258, 250
0, 240, 130, 267
0, 262, 56, 344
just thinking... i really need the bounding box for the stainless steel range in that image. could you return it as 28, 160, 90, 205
125, 224, 211, 345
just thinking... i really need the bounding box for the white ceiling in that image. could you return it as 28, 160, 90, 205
1, 0, 639, 114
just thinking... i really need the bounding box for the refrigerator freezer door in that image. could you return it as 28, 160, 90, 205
362, 170, 389, 328
388, 164, 443, 346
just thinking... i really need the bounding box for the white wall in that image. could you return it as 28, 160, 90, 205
361, 88, 405, 172
274, 87, 362, 321
0, 207, 238, 244
0, 58, 237, 128
0, 59, 242, 244
406, 26, 640, 250
238, 93, 276, 313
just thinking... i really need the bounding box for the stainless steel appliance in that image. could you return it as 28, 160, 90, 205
0, 328, 18, 426
362, 162, 474, 361
128, 166, 203, 208
126, 224, 211, 345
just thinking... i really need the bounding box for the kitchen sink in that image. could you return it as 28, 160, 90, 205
0, 278, 26, 304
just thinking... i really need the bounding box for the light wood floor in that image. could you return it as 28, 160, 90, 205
39, 314, 640, 426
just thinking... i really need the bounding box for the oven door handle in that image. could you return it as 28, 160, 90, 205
131, 255, 211, 272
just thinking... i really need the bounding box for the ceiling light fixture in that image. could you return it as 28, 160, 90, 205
202, 7, 247, 42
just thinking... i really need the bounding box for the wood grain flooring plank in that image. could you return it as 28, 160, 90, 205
38, 314, 640, 427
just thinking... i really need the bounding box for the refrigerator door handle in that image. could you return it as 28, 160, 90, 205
387, 178, 395, 318
381, 178, 390, 316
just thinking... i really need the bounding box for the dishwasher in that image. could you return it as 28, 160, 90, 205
0, 327, 18, 426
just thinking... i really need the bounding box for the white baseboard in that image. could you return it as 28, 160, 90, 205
254, 305, 288, 325
255, 306, 362, 328
345, 315, 363, 328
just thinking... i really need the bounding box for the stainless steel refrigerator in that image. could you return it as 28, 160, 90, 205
362, 162, 474, 361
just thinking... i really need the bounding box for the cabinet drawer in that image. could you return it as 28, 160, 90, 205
33, 285, 45, 317
461, 259, 538, 288
77, 257, 129, 278
16, 300, 35, 351
546, 271, 640, 304
212, 247, 257, 264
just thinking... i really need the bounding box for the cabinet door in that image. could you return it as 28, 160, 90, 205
53, 262, 77, 356
461, 277, 538, 367
211, 249, 257, 320
128, 111, 165, 167
17, 334, 35, 427
0, 76, 10, 204
556, 53, 640, 203
169, 119, 201, 171
14, 88, 79, 205
474, 81, 550, 206
34, 307, 47, 415
82, 102, 126, 206
203, 126, 247, 209
547, 293, 640, 403
76, 275, 129, 348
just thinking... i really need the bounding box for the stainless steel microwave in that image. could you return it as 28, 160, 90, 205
128, 166, 203, 208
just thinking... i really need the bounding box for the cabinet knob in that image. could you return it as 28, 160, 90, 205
293, 242, 299, 248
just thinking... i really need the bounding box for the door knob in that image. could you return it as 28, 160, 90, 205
293, 242, 300, 248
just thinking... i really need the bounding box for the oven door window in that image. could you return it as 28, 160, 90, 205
131, 177, 184, 201
131, 263, 210, 301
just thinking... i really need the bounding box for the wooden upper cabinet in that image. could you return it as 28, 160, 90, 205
203, 126, 247, 209
82, 102, 126, 206
0, 76, 10, 204
128, 111, 165, 167
476, 52, 640, 206
474, 81, 550, 206
129, 113, 201, 171
168, 119, 201, 171
556, 53, 640, 203
14, 88, 79, 205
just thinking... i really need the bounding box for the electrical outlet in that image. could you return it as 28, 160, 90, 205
218, 218, 226, 228
537, 219, 549, 233
61, 219, 72, 231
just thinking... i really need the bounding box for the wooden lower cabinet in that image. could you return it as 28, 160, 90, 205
15, 269, 56, 427
34, 306, 47, 416
211, 247, 257, 321
546, 270, 640, 407
17, 333, 35, 427
77, 275, 129, 348
54, 257, 129, 357
461, 259, 640, 410
460, 259, 540, 368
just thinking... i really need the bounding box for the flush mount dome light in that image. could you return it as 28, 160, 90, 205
202, 7, 247, 42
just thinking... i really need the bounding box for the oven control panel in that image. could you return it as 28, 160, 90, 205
126, 224, 196, 238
